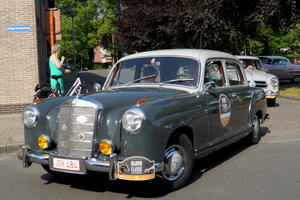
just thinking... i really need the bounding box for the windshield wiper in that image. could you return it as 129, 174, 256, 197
126, 74, 157, 86
161, 78, 194, 84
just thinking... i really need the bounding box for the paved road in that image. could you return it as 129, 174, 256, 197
1, 98, 300, 199
260, 97, 300, 143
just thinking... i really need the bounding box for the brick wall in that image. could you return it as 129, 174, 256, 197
0, 0, 51, 114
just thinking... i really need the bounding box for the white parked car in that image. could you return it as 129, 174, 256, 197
236, 55, 279, 107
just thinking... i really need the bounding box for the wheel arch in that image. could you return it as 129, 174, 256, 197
167, 126, 194, 148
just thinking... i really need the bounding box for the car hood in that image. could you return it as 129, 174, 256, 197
245, 69, 269, 82
86, 87, 188, 108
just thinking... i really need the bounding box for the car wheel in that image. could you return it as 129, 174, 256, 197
156, 133, 194, 192
291, 75, 299, 83
267, 98, 276, 107
245, 114, 261, 145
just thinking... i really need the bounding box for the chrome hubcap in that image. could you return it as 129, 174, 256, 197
162, 144, 186, 181
252, 116, 259, 138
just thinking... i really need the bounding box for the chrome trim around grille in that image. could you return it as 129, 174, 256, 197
57, 97, 103, 158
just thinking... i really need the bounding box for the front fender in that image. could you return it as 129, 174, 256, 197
248, 88, 267, 125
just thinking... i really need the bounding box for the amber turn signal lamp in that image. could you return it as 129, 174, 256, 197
135, 98, 147, 105
99, 140, 113, 155
37, 135, 50, 149
33, 98, 44, 103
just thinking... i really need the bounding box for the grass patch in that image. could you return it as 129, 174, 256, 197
279, 86, 300, 98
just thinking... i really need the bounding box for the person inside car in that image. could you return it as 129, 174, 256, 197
244, 60, 254, 69
142, 66, 158, 83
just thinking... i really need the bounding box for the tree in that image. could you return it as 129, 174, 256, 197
55, 0, 115, 67
288, 24, 300, 54
113, 0, 300, 53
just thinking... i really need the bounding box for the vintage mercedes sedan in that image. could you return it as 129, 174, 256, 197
18, 49, 269, 192
236, 55, 279, 107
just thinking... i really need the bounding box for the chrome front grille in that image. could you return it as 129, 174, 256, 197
57, 98, 97, 158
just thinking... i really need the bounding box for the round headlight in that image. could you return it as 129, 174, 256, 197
122, 108, 145, 134
270, 77, 279, 87
22, 106, 39, 128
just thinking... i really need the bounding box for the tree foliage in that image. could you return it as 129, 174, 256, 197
113, 0, 300, 54
54, 0, 300, 63
55, 0, 115, 66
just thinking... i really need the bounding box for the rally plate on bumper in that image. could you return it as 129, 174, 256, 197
115, 156, 155, 181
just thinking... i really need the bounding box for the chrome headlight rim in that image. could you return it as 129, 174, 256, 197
270, 77, 279, 87
22, 106, 39, 128
122, 108, 146, 134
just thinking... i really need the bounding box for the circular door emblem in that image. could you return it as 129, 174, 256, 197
219, 94, 231, 126
78, 133, 86, 141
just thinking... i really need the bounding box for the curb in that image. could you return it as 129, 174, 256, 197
0, 143, 24, 155
278, 95, 300, 102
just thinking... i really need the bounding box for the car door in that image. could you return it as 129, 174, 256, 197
224, 61, 251, 130
272, 58, 291, 79
204, 60, 238, 147
258, 57, 283, 79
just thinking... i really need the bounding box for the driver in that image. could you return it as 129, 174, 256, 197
142, 66, 158, 83
188, 64, 199, 81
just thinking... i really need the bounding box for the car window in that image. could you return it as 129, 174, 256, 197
254, 60, 263, 70
274, 59, 284, 65
240, 59, 255, 69
110, 57, 200, 87
260, 58, 273, 64
205, 61, 226, 87
225, 61, 245, 86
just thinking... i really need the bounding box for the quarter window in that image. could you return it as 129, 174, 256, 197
205, 61, 226, 87
225, 62, 245, 86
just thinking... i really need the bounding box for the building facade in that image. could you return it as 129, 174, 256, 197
0, 0, 54, 114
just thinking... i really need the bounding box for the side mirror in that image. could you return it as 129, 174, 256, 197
202, 81, 216, 94
94, 83, 102, 91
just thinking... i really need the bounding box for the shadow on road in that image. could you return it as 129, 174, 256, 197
40, 135, 267, 197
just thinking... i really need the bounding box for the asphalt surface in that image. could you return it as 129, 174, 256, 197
0, 69, 299, 154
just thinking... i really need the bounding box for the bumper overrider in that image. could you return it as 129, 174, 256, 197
17, 145, 164, 181
265, 91, 279, 99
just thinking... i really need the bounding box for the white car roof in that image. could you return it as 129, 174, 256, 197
257, 56, 288, 59
118, 49, 238, 63
235, 55, 260, 60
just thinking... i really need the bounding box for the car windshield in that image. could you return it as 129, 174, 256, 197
108, 57, 200, 87
240, 59, 264, 71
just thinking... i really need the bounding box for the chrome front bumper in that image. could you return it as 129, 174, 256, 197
17, 145, 164, 180
265, 91, 279, 98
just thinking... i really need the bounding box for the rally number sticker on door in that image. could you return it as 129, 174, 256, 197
219, 94, 231, 126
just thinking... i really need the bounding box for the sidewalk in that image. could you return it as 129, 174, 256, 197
0, 114, 24, 154
0, 69, 110, 155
